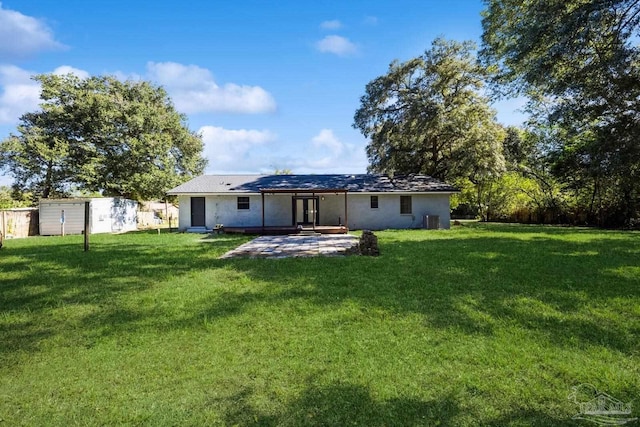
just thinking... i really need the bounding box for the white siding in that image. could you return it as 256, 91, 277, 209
109, 198, 138, 232
176, 192, 452, 231
91, 198, 114, 233
264, 194, 293, 226
318, 194, 347, 225
40, 200, 86, 235
177, 195, 191, 230
346, 193, 451, 230
206, 195, 262, 228
39, 198, 138, 235
178, 194, 265, 230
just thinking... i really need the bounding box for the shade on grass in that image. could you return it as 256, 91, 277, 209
1, 224, 638, 425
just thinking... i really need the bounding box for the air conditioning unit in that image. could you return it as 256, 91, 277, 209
423, 214, 440, 230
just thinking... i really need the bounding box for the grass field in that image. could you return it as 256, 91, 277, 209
1, 223, 639, 426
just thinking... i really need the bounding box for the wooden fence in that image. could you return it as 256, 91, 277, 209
137, 201, 179, 229
0, 208, 39, 238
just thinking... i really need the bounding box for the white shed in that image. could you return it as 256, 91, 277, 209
39, 198, 138, 236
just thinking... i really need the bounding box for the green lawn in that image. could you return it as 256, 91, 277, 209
1, 224, 639, 426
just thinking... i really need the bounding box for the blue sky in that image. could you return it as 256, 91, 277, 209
0, 0, 525, 186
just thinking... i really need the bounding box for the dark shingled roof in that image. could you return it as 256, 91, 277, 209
167, 174, 458, 194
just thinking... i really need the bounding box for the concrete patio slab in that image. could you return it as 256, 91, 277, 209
220, 234, 359, 259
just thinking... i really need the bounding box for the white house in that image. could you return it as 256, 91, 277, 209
167, 174, 458, 233
39, 198, 138, 236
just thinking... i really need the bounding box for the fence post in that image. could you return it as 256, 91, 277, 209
84, 201, 90, 252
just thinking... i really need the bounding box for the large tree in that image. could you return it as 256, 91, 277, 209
480, 0, 640, 97
353, 38, 504, 183
481, 0, 640, 225
0, 74, 206, 200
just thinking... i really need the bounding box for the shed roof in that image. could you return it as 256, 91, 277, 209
167, 174, 458, 194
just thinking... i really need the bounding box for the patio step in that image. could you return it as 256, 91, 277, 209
298, 230, 321, 236
186, 226, 209, 233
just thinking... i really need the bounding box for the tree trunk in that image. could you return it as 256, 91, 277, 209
42, 160, 53, 199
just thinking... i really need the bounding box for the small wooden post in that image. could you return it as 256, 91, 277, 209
344, 191, 348, 230
84, 201, 90, 252
261, 192, 265, 231
61, 209, 65, 237
164, 200, 169, 225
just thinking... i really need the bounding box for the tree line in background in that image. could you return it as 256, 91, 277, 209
354, 0, 640, 227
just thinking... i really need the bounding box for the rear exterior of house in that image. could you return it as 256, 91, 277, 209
168, 174, 457, 232
39, 198, 138, 235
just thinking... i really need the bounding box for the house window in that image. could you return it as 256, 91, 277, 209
400, 196, 412, 214
370, 195, 379, 209
237, 196, 250, 210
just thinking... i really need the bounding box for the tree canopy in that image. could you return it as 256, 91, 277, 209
480, 0, 640, 97
0, 74, 206, 201
481, 0, 640, 225
353, 38, 505, 183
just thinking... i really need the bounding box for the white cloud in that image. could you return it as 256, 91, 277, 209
196, 126, 368, 174
0, 60, 277, 125
0, 2, 65, 59
298, 129, 368, 172
316, 35, 358, 56
53, 65, 90, 79
199, 125, 276, 171
0, 64, 90, 125
320, 20, 342, 30
112, 70, 142, 82
146, 62, 276, 114
312, 129, 343, 156
0, 65, 40, 124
